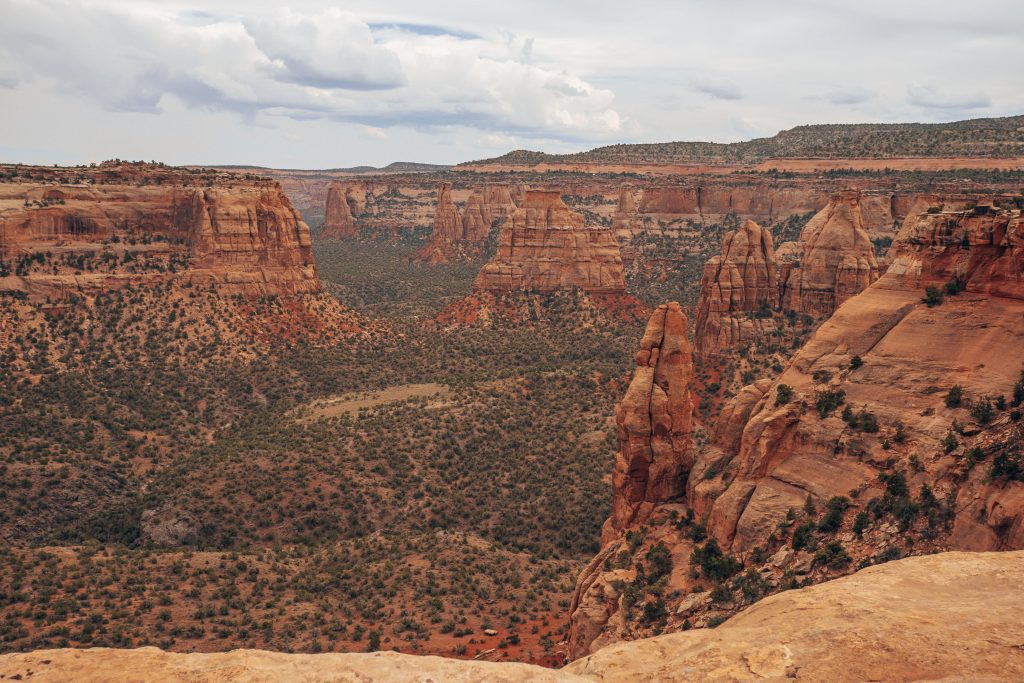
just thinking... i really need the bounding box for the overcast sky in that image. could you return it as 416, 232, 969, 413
1, 0, 1022, 168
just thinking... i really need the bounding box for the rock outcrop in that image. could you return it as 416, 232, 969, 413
321, 181, 357, 238
609, 303, 695, 536
566, 551, 1024, 681
0, 164, 319, 300
693, 220, 779, 356
418, 183, 518, 262
7, 552, 1024, 682
780, 190, 880, 316
462, 184, 517, 242
611, 187, 639, 241
568, 194, 1024, 658
473, 190, 627, 294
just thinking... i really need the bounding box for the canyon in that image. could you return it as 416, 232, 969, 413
567, 193, 1024, 657
4, 551, 1023, 681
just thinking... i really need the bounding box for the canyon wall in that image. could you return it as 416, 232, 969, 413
473, 190, 627, 294
569, 194, 1024, 657
321, 181, 358, 238
0, 166, 319, 300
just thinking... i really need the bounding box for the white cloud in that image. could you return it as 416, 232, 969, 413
0, 0, 623, 139
692, 78, 743, 101
907, 84, 992, 110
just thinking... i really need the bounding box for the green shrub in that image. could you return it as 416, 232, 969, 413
775, 384, 794, 406
814, 389, 846, 418
922, 286, 944, 307
945, 385, 964, 408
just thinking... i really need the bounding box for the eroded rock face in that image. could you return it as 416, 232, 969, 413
566, 551, 1024, 682
418, 183, 518, 263
321, 181, 357, 238
462, 184, 517, 243
0, 166, 319, 299
693, 219, 779, 356
611, 187, 639, 241
608, 302, 696, 536
568, 195, 1024, 658
473, 190, 627, 294
782, 190, 880, 316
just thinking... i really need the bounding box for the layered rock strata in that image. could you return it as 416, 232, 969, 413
0, 165, 318, 300
569, 195, 1024, 657
693, 219, 779, 355
780, 190, 880, 316
473, 190, 627, 294
608, 302, 695, 536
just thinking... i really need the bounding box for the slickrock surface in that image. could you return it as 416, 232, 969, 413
321, 181, 357, 238
568, 195, 1024, 657
608, 303, 695, 535
693, 220, 779, 355
0, 647, 584, 682
474, 190, 626, 294
566, 551, 1024, 682
6, 552, 1024, 681
0, 164, 318, 299
781, 190, 880, 316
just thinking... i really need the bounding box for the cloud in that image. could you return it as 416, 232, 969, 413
824, 86, 875, 105
245, 10, 405, 90
692, 78, 743, 101
0, 0, 622, 138
907, 84, 991, 110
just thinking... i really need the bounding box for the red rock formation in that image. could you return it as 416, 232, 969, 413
693, 220, 779, 356
568, 194, 1024, 659
321, 182, 357, 239
781, 190, 880, 316
0, 165, 318, 300
418, 183, 518, 262
461, 184, 516, 243
608, 302, 695, 537
473, 190, 627, 294
611, 187, 638, 242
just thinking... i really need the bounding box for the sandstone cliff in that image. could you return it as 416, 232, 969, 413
6, 551, 1024, 682
473, 190, 627, 294
608, 303, 695, 536
568, 194, 1024, 657
418, 183, 518, 262
611, 187, 639, 241
693, 220, 779, 356
781, 190, 880, 316
321, 181, 358, 239
0, 164, 319, 300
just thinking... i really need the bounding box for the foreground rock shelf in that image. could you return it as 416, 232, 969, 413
3, 551, 1023, 681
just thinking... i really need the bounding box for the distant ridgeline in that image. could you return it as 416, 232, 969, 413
464, 115, 1024, 166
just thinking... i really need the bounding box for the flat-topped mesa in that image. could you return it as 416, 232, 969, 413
0, 165, 319, 299
781, 189, 880, 317
473, 190, 627, 295
693, 219, 779, 356
321, 181, 357, 239
607, 302, 695, 538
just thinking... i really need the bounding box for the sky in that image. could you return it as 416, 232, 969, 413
0, 0, 1022, 168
